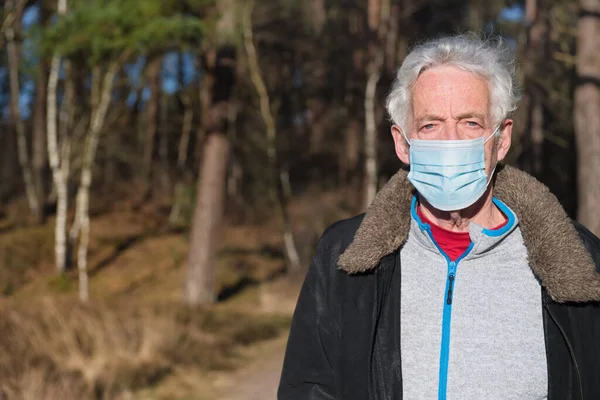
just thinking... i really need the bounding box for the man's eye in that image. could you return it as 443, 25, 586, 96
422, 124, 435, 130
466, 121, 480, 127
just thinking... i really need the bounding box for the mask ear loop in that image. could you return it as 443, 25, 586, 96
401, 129, 410, 146
484, 125, 501, 144
485, 125, 502, 186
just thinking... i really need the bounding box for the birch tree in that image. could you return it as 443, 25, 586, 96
574, 0, 600, 235
243, 0, 301, 271
73, 62, 120, 301
46, 0, 70, 273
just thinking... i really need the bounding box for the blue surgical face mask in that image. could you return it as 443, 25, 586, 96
405, 126, 500, 211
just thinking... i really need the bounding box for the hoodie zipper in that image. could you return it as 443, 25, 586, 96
423, 226, 473, 400
438, 260, 457, 400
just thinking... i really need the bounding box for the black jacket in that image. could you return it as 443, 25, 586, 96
278, 166, 600, 400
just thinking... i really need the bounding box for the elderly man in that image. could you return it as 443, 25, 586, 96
278, 35, 600, 400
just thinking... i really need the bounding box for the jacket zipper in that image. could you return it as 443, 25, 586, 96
423, 226, 473, 400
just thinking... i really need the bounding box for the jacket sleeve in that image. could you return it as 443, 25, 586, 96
278, 234, 338, 399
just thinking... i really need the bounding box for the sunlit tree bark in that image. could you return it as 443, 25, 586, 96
185, 0, 237, 305
575, 0, 600, 235
46, 0, 72, 273
185, 131, 230, 304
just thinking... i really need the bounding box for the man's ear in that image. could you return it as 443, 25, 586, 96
496, 119, 513, 162
391, 125, 410, 164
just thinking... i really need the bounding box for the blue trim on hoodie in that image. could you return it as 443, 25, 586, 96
482, 197, 516, 237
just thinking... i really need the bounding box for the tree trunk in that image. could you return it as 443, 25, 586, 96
368, 0, 382, 30
575, 0, 600, 236
74, 63, 119, 301
185, 133, 230, 304
5, 0, 41, 222
31, 1, 52, 222
363, 0, 390, 209
364, 65, 380, 208
226, 101, 242, 202
309, 0, 326, 35
341, 118, 360, 184
47, 0, 70, 273
518, 0, 547, 175
243, 2, 301, 271
142, 57, 162, 191
530, 100, 544, 175
340, 37, 365, 205
385, 4, 399, 74
67, 65, 83, 245
184, 0, 239, 305
105, 70, 128, 189
195, 71, 211, 172
33, 58, 49, 223
468, 0, 483, 31
307, 98, 330, 154
0, 120, 18, 201
184, 0, 238, 305
158, 90, 171, 193
47, 55, 69, 273
177, 93, 193, 169
169, 93, 193, 225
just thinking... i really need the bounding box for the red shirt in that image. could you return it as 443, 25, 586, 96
417, 206, 508, 261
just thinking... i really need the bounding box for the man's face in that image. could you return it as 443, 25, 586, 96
391, 65, 512, 176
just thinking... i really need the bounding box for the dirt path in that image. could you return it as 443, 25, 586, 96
216, 335, 288, 400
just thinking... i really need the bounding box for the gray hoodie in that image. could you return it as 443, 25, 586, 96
400, 197, 548, 400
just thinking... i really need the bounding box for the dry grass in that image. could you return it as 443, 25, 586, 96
0, 223, 55, 295
0, 300, 170, 399
0, 188, 346, 399
0, 299, 291, 400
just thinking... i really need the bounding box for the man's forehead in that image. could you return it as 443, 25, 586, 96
410, 66, 491, 118
412, 67, 488, 94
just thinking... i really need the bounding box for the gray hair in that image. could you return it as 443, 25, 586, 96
385, 34, 520, 133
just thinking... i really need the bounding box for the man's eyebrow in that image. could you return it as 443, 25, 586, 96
414, 113, 487, 126
455, 112, 486, 120
415, 114, 445, 125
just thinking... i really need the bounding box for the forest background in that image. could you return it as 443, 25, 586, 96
0, 0, 599, 399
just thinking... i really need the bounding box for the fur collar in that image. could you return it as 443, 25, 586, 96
338, 165, 600, 303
